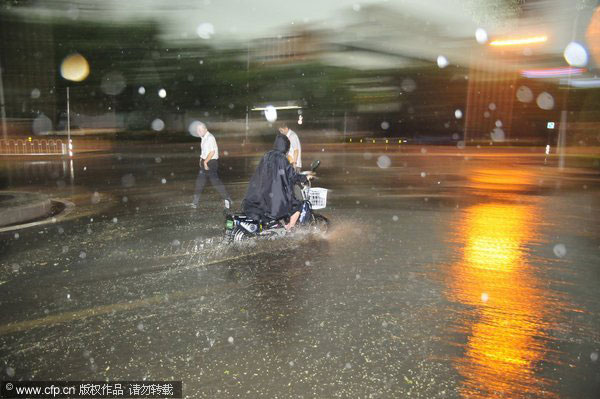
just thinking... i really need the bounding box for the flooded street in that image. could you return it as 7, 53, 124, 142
1, 145, 599, 398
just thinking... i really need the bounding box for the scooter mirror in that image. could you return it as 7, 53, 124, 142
311, 160, 320, 172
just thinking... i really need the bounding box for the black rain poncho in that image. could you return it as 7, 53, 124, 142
242, 134, 307, 221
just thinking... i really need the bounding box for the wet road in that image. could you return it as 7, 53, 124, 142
1, 143, 599, 398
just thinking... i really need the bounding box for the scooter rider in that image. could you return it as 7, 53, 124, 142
242, 134, 310, 230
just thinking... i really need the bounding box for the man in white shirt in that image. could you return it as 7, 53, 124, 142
278, 122, 301, 170
192, 122, 232, 209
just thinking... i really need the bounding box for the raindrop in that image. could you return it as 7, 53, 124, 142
155, 157, 162, 163
355, 274, 360, 280
161, 178, 167, 184
564, 42, 588, 67
67, 293, 71, 299
536, 92, 554, 110
491, 128, 505, 142
437, 55, 449, 68
489, 103, 496, 111
91, 192, 101, 204
31, 88, 41, 99
516, 86, 533, 103
121, 173, 136, 188
401, 78, 416, 93
151, 118, 165, 131
344, 363, 352, 369
137, 322, 144, 331
454, 109, 463, 119
67, 5, 79, 20
58, 227, 64, 234
553, 243, 567, 258
196, 23, 215, 39
6, 367, 15, 377
228, 103, 234, 109
377, 155, 391, 169
457, 140, 466, 149
122, 196, 128, 203
591, 352, 599, 362
392, 215, 398, 222
60, 53, 90, 82
79, 251, 87, 259
495, 120, 502, 128
33, 114, 53, 135
138, 86, 146, 95
420, 147, 427, 154
452, 133, 460, 140
112, 217, 118, 223
158, 88, 167, 98
62, 246, 69, 253
228, 336, 234, 344
172, 240, 181, 247
483, 111, 490, 118
475, 28, 488, 44
11, 264, 19, 273
481, 292, 489, 302
100, 71, 126, 96
381, 121, 389, 130
305, 261, 311, 266
289, 361, 295, 367
382, 321, 388, 327
14, 233, 19, 239
420, 172, 427, 178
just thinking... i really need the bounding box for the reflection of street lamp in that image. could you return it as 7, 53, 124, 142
60, 53, 90, 157
0, 58, 7, 140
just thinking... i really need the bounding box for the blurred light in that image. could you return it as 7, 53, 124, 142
264, 105, 277, 122
475, 28, 488, 44
545, 145, 551, 155
564, 42, 589, 67
520, 67, 584, 78
31, 88, 41, 99
298, 115, 303, 125
547, 122, 555, 129
196, 23, 215, 39
560, 78, 600, 88
490, 36, 547, 47
158, 89, 167, 98
437, 55, 449, 68
586, 7, 600, 66
252, 105, 301, 111
138, 86, 146, 95
28, 136, 32, 142
60, 53, 90, 82
455, 109, 463, 119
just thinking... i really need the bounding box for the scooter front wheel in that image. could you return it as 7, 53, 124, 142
309, 213, 329, 233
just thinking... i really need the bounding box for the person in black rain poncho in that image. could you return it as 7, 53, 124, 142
242, 134, 309, 230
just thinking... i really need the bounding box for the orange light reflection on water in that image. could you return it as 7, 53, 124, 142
447, 201, 559, 398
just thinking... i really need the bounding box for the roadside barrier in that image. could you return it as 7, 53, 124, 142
0, 139, 67, 156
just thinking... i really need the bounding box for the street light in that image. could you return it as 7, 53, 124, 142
489, 36, 547, 47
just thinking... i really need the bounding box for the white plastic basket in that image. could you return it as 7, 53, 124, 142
308, 187, 328, 209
